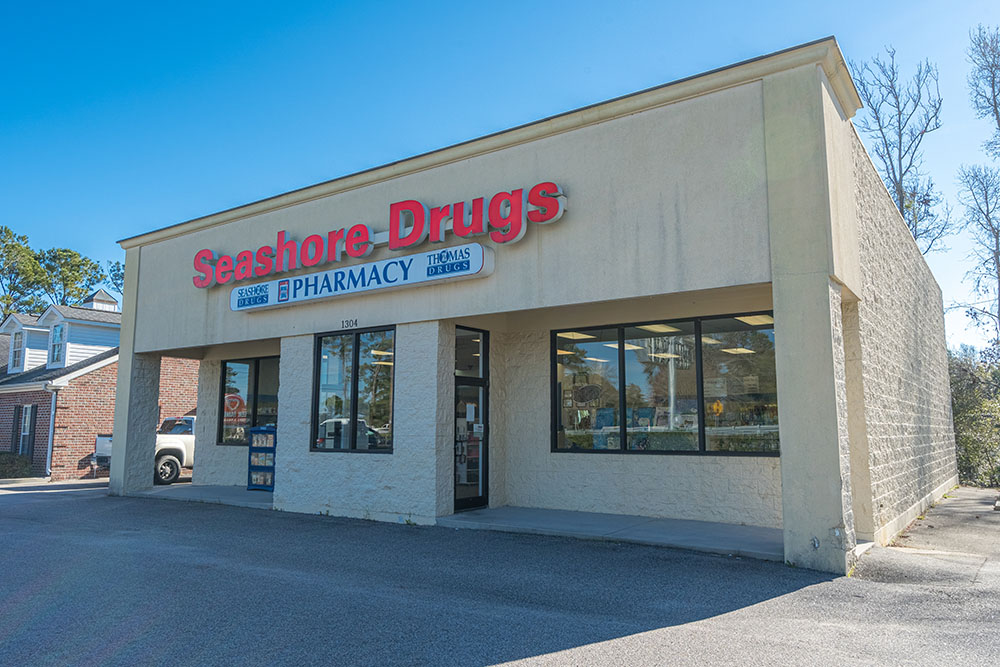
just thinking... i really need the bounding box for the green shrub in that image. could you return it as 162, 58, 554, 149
0, 452, 33, 478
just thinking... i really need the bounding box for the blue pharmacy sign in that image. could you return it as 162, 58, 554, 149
230, 243, 494, 312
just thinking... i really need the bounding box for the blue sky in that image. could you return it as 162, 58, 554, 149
2, 1, 998, 346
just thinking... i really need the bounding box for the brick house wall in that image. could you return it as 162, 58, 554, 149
157, 357, 200, 423
42, 356, 200, 481
0, 389, 53, 475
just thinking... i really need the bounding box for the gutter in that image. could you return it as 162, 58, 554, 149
44, 386, 59, 477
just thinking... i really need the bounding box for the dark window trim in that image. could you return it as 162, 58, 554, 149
310, 325, 396, 454
550, 310, 778, 457
217, 355, 279, 446
455, 326, 490, 511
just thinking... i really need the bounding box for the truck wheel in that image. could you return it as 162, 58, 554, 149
155, 455, 181, 485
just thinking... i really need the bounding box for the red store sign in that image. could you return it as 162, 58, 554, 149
193, 181, 566, 289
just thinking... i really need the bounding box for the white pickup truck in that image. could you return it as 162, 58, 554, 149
155, 417, 196, 485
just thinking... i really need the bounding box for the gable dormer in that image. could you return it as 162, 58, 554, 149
37, 303, 121, 369
0, 314, 49, 374
81, 288, 121, 312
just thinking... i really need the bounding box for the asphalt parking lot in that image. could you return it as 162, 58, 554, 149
1, 483, 997, 666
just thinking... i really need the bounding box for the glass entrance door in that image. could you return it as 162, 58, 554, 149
455, 327, 488, 511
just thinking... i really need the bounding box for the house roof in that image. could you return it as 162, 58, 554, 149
3, 313, 41, 327
48, 304, 122, 325
83, 288, 119, 304
0, 346, 119, 388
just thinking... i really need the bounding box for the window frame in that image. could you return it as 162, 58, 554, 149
11, 331, 23, 369
216, 355, 280, 446
550, 310, 778, 457
49, 323, 66, 365
310, 325, 396, 454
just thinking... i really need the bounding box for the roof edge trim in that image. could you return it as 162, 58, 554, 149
119, 36, 860, 250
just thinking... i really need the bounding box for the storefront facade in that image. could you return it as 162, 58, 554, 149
110, 38, 957, 574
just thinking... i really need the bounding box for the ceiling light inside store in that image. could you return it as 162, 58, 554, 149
637, 324, 680, 333
603, 343, 643, 350
721, 347, 755, 355
374, 361, 394, 366
735, 315, 774, 326
557, 349, 574, 355
584, 357, 608, 362
649, 352, 680, 359
473, 353, 480, 357
371, 350, 393, 356
558, 331, 596, 340
472, 338, 480, 343
701, 337, 723, 345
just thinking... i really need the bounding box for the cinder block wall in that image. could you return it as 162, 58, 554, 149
851, 131, 958, 538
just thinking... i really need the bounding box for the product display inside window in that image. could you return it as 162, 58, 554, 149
313, 328, 394, 451
701, 315, 778, 452
552, 313, 779, 454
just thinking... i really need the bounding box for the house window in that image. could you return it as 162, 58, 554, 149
312, 327, 394, 452
11, 331, 23, 369
50, 324, 65, 364
552, 312, 778, 455
12, 405, 35, 457
218, 357, 279, 445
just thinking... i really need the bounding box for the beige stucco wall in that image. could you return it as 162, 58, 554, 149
127, 80, 770, 354
850, 131, 958, 542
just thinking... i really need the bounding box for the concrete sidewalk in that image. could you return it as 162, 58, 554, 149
854, 486, 1000, 586
438, 506, 783, 561
130, 483, 273, 510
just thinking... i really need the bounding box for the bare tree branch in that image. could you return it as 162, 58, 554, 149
969, 25, 1000, 160
851, 47, 954, 253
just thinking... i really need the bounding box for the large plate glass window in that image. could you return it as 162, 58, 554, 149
218, 357, 280, 445
700, 315, 778, 452
313, 327, 394, 452
554, 328, 620, 450
552, 312, 778, 455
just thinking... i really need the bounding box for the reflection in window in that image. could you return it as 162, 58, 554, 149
315, 335, 354, 450
356, 330, 394, 450
554, 328, 620, 450
455, 328, 484, 378
623, 323, 698, 451
219, 357, 280, 445
701, 316, 778, 452
313, 328, 394, 452
221, 361, 254, 445
552, 313, 779, 455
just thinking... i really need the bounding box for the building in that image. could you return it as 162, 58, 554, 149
109, 38, 957, 574
0, 290, 199, 480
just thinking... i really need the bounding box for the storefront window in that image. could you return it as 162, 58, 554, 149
551, 313, 779, 455
623, 323, 699, 451
218, 357, 280, 445
356, 330, 394, 450
554, 327, 620, 450
313, 327, 394, 452
701, 315, 778, 452
315, 334, 354, 450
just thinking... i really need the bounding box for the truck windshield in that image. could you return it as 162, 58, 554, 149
158, 419, 192, 435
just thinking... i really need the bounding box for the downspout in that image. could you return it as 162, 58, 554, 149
44, 385, 60, 477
